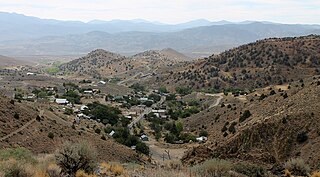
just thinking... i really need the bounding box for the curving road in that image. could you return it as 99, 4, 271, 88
205, 93, 224, 108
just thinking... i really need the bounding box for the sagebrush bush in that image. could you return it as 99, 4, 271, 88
233, 162, 266, 177
0, 159, 34, 177
0, 148, 36, 164
55, 141, 97, 177
191, 158, 232, 176
284, 158, 310, 176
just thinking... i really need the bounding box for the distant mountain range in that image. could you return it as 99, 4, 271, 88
0, 12, 320, 57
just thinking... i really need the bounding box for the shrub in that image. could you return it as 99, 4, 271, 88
239, 110, 252, 122
270, 90, 276, 95
175, 87, 192, 96
64, 108, 73, 115
0, 148, 36, 164
284, 158, 310, 176
136, 142, 149, 155
191, 158, 232, 176
48, 132, 54, 139
14, 112, 20, 119
55, 142, 97, 176
228, 122, 237, 134
94, 128, 101, 134
199, 130, 208, 137
297, 132, 308, 143
0, 159, 34, 177
45, 164, 61, 177
233, 162, 266, 177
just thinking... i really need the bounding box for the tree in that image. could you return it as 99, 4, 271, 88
239, 110, 252, 122
55, 142, 97, 177
164, 133, 176, 144
176, 122, 183, 135
175, 87, 192, 96
136, 142, 149, 155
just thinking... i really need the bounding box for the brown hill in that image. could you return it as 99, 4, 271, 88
182, 76, 320, 169
0, 55, 28, 67
132, 48, 191, 62
59, 49, 127, 78
160, 48, 193, 61
0, 95, 143, 163
59, 48, 191, 79
158, 35, 320, 91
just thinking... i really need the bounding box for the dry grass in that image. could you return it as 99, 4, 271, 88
312, 171, 320, 177
76, 170, 97, 177
100, 162, 127, 176
284, 158, 310, 176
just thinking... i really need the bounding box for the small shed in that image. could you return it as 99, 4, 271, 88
55, 99, 69, 105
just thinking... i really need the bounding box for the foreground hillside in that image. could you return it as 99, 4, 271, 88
158, 35, 320, 91
0, 95, 142, 163
182, 76, 320, 171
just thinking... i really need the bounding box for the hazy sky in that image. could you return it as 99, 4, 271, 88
0, 0, 319, 24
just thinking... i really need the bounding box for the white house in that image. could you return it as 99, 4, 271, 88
80, 105, 88, 111
109, 130, 115, 137
84, 90, 93, 94
151, 109, 167, 118
55, 99, 69, 105
98, 81, 106, 85
139, 97, 149, 102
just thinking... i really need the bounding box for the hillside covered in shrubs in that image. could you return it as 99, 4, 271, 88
159, 35, 320, 92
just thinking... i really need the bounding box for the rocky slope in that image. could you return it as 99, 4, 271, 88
158, 35, 320, 91
0, 95, 143, 163
182, 76, 320, 170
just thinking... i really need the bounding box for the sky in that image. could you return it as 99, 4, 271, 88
0, 0, 319, 24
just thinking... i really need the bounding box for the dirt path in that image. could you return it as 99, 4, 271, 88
145, 137, 187, 163
117, 72, 143, 86
0, 118, 36, 142
205, 93, 224, 108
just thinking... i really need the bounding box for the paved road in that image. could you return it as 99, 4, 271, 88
128, 96, 166, 129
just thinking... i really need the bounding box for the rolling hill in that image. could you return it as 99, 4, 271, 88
58, 48, 191, 79
156, 35, 320, 91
